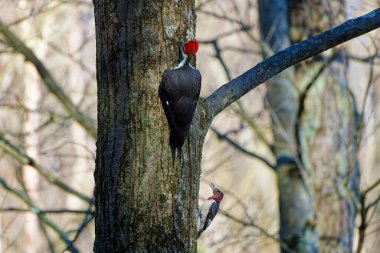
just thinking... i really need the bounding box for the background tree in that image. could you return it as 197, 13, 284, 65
258, 0, 359, 252
200, 1, 380, 253
0, 1, 380, 253
289, 1, 360, 252
197, 1, 380, 253
258, 1, 319, 252
0, 1, 95, 252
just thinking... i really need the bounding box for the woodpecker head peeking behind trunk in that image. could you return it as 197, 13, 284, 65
158, 40, 202, 162
197, 183, 224, 238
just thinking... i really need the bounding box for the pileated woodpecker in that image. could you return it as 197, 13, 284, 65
197, 183, 224, 238
159, 40, 201, 161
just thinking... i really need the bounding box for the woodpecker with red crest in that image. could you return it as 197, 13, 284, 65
197, 183, 224, 238
159, 40, 202, 161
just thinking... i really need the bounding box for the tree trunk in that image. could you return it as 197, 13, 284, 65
258, 1, 319, 252
289, 1, 360, 252
21, 14, 46, 252
259, 1, 361, 252
23, 57, 43, 253
93, 1, 207, 252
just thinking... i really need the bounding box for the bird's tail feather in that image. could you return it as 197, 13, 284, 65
171, 146, 176, 162
178, 146, 182, 162
197, 229, 203, 239
170, 131, 184, 162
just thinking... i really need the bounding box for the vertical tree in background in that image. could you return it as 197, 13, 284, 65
258, 1, 319, 252
22, 42, 44, 253
259, 0, 359, 252
291, 1, 360, 252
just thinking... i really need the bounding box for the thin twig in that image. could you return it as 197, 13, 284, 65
363, 178, 380, 195
234, 101, 274, 153
0, 132, 91, 202
0, 19, 97, 138
211, 127, 275, 169
295, 54, 337, 159
219, 211, 296, 253
0, 207, 94, 215
205, 9, 380, 118
63, 199, 95, 253
0, 177, 80, 253
356, 55, 376, 148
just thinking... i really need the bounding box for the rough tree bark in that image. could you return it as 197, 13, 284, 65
93, 1, 204, 252
93, 1, 380, 251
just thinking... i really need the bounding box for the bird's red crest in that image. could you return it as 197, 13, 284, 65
184, 40, 199, 55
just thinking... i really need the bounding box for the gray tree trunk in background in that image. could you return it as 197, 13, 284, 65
93, 1, 205, 252
258, 1, 319, 252
259, 0, 360, 252
290, 1, 360, 252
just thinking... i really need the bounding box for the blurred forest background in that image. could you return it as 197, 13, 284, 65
0, 0, 379, 252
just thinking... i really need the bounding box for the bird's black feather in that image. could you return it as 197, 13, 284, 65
198, 201, 219, 238
159, 64, 201, 161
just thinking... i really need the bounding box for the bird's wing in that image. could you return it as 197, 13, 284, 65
203, 201, 219, 231
171, 97, 198, 132
159, 70, 183, 136
198, 199, 213, 231
171, 69, 202, 131
159, 68, 201, 134
198, 200, 219, 238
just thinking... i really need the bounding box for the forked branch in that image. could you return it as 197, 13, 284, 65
205, 8, 380, 118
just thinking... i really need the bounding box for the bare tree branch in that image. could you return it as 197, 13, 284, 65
356, 175, 380, 253
233, 101, 274, 152
363, 178, 380, 195
294, 54, 337, 158
219, 211, 296, 253
0, 132, 91, 202
63, 199, 95, 253
205, 9, 380, 118
0, 207, 94, 215
357, 56, 376, 147
0, 177, 80, 253
0, 19, 97, 138
199, 26, 254, 44
197, 9, 248, 26
211, 127, 275, 169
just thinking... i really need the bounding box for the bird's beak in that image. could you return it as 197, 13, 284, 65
209, 183, 215, 190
